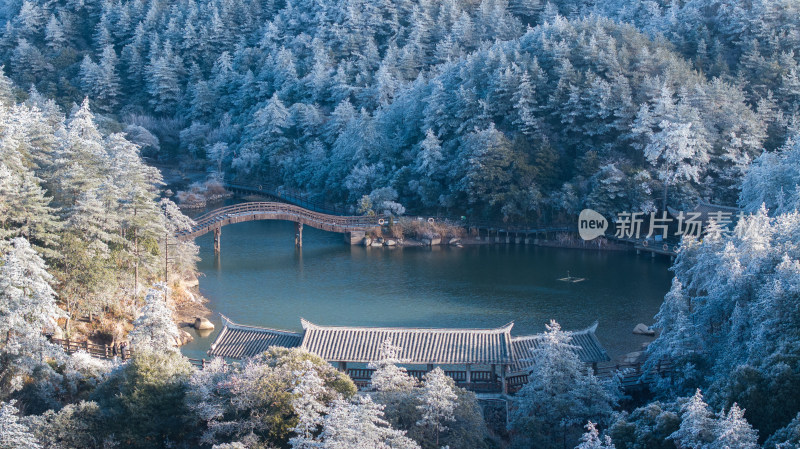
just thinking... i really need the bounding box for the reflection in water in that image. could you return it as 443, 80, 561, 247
180, 220, 673, 360
195, 328, 213, 338
213, 253, 221, 271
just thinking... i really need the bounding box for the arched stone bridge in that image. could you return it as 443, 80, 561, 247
177, 202, 384, 253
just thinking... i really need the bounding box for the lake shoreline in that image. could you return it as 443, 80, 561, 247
179, 220, 673, 361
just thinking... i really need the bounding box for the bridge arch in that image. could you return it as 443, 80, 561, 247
177, 202, 383, 253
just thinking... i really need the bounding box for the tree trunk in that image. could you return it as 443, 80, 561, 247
164, 230, 169, 287
134, 228, 139, 299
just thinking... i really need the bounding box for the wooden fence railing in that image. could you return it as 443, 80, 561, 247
347, 359, 672, 394
51, 338, 208, 369
52, 338, 130, 360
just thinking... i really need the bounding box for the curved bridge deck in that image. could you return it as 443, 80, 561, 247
177, 202, 383, 241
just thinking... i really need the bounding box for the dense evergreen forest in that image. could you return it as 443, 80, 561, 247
1, 0, 798, 218
1, 0, 800, 447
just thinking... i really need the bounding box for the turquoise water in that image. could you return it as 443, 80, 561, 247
180, 219, 673, 360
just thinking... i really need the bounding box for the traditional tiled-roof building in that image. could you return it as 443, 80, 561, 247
209, 315, 610, 394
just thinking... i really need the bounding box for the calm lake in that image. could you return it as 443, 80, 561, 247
180, 219, 674, 361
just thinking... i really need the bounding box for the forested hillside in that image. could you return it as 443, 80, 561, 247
1, 0, 797, 218
2, 0, 800, 447
0, 80, 198, 344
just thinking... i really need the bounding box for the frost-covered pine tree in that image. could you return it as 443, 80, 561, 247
44, 14, 66, 50
319, 395, 420, 449
79, 55, 101, 101
739, 135, 800, 215
0, 400, 41, 449
128, 285, 180, 352
145, 46, 183, 114
369, 339, 417, 393
50, 99, 107, 206
670, 390, 717, 449
158, 197, 198, 282
513, 70, 539, 137
290, 360, 329, 449
644, 120, 709, 210
416, 367, 457, 447
576, 421, 615, 449
187, 348, 355, 447
107, 132, 165, 298
414, 129, 443, 179
95, 45, 121, 111
711, 403, 758, 449
185, 357, 232, 446
67, 189, 124, 259
0, 237, 65, 396
0, 161, 61, 257
511, 320, 619, 448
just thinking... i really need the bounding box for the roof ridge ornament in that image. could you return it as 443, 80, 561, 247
220, 313, 302, 336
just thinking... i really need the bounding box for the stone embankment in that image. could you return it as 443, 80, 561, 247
360, 235, 464, 247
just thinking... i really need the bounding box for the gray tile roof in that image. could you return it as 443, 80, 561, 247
208, 315, 302, 358
207, 316, 610, 371
509, 322, 610, 374
667, 201, 741, 230
298, 318, 514, 365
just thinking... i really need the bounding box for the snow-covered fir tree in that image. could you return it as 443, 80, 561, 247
576, 421, 615, 449
369, 339, 417, 393
415, 367, 457, 447
670, 390, 717, 449
128, 285, 180, 352
0, 237, 65, 397
0, 400, 41, 449
511, 320, 620, 448
711, 403, 759, 449
318, 395, 421, 449
290, 361, 330, 449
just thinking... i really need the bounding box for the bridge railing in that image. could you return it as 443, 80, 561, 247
194, 202, 384, 227
183, 201, 578, 242
220, 178, 581, 233
179, 201, 386, 239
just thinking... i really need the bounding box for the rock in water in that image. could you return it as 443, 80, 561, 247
633, 323, 655, 336
622, 351, 643, 364
175, 329, 194, 346
194, 317, 215, 330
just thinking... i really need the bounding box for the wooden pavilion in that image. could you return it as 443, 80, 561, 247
209, 315, 610, 394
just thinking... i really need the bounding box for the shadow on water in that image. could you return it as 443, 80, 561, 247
181, 220, 673, 360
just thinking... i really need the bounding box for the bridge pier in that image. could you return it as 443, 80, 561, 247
295, 222, 303, 247
345, 230, 366, 245
213, 227, 221, 255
